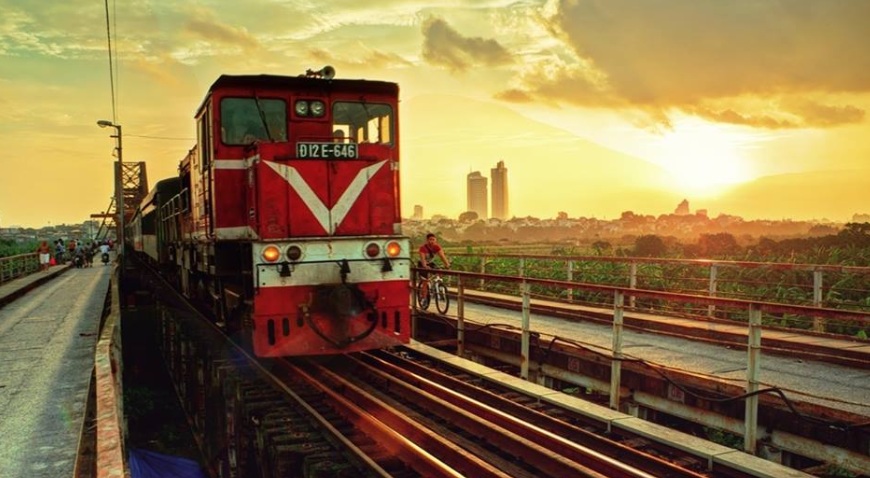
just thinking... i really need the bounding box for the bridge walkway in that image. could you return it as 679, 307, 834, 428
459, 288, 870, 369
0, 262, 114, 477
438, 291, 870, 416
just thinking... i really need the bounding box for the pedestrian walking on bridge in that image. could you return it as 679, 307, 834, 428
36, 240, 51, 272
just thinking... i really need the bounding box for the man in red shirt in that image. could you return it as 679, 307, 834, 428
417, 233, 450, 299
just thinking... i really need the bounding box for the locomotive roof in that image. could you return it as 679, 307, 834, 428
208, 74, 398, 95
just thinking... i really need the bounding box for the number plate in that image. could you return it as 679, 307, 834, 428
296, 142, 358, 159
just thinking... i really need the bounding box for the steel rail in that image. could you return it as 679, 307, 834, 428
361, 349, 712, 478
330, 355, 652, 477
132, 253, 397, 477
285, 359, 512, 478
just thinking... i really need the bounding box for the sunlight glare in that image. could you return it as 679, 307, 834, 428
651, 121, 754, 197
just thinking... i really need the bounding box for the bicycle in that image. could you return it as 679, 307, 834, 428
416, 268, 450, 314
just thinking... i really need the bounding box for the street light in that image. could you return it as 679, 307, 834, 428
97, 120, 124, 255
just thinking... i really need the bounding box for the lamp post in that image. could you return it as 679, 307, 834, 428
97, 120, 124, 255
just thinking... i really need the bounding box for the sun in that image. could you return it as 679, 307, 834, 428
649, 120, 755, 197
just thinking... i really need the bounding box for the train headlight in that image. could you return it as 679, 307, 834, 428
385, 241, 401, 258
286, 245, 302, 261
294, 100, 309, 116
262, 245, 281, 262
310, 100, 325, 117
365, 242, 381, 258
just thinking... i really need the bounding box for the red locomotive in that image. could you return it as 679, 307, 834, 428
129, 67, 411, 356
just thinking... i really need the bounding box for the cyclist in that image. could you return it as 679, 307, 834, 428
418, 233, 450, 300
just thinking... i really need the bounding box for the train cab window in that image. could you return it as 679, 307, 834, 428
198, 110, 211, 172
221, 97, 287, 145
332, 102, 393, 146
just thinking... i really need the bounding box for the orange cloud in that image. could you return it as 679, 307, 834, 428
787, 100, 865, 127
421, 17, 513, 73
494, 88, 533, 103
308, 47, 412, 70
506, 1, 870, 129
182, 7, 259, 51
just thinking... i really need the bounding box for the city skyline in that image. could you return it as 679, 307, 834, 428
462, 161, 510, 221
490, 160, 509, 220
466, 170, 488, 220
1, 1, 869, 227
7, 197, 867, 232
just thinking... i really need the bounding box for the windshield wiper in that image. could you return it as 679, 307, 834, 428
253, 95, 274, 142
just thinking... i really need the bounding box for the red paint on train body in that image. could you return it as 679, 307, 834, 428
128, 68, 411, 356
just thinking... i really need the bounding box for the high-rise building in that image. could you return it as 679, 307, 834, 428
412, 205, 423, 220
490, 160, 509, 220
466, 171, 488, 219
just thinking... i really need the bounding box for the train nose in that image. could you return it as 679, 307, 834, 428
312, 283, 367, 318
330, 284, 360, 317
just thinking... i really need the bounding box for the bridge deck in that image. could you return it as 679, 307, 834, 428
0, 264, 112, 477
1, 263, 866, 476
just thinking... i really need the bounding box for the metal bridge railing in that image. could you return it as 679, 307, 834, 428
412, 267, 870, 456
0, 253, 40, 285
450, 252, 870, 334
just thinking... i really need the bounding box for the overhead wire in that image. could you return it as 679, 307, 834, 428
113, 0, 119, 123
125, 134, 195, 141
103, 0, 117, 123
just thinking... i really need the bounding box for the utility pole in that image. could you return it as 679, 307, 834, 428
97, 120, 124, 256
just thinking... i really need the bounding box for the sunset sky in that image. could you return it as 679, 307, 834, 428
1, 0, 868, 228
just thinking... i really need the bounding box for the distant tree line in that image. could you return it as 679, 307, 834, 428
435, 222, 870, 265
621, 222, 870, 265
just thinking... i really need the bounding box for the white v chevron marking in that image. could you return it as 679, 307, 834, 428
265, 160, 388, 234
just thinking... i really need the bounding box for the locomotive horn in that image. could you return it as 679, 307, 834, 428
320, 65, 336, 79
306, 65, 336, 79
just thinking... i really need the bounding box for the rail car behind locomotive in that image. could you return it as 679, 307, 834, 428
131, 67, 411, 356
128, 177, 182, 264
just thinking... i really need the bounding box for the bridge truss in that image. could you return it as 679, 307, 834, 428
90, 161, 148, 242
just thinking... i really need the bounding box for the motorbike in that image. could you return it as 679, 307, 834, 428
74, 254, 84, 268
101, 252, 110, 265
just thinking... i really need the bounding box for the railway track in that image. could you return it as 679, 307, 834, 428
356, 349, 713, 476
152, 289, 741, 476
162, 304, 702, 476
132, 257, 818, 477
316, 351, 713, 478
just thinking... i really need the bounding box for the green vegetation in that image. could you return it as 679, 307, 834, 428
0, 238, 37, 258
704, 427, 743, 450
819, 465, 859, 478
446, 223, 870, 339
0, 239, 40, 281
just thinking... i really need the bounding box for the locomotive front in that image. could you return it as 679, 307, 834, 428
189, 69, 410, 356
